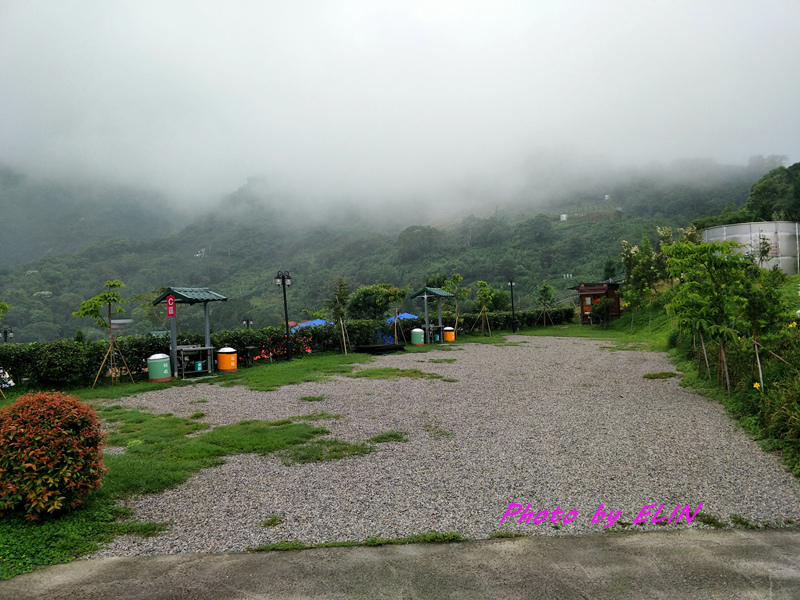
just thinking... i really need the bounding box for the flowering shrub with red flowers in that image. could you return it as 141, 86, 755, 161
0, 391, 106, 520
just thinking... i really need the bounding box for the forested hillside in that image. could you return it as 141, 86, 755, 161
0, 158, 779, 342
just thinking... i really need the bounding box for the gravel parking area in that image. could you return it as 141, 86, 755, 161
89, 336, 800, 557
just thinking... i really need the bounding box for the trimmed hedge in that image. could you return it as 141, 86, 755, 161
0, 309, 575, 388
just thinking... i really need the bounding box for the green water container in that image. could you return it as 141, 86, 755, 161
147, 353, 172, 383
411, 328, 424, 345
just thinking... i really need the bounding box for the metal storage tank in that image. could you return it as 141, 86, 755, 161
703, 221, 800, 275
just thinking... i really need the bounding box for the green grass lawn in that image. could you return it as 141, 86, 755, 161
517, 308, 672, 352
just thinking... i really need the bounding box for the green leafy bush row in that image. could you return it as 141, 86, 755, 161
0, 310, 574, 387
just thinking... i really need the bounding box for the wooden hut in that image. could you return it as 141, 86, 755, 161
572, 282, 621, 325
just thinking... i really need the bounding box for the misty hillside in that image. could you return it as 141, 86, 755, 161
0, 165, 181, 267
0, 158, 775, 343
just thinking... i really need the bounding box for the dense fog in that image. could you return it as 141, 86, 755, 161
1, 1, 798, 209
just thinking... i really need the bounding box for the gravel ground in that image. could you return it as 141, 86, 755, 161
88, 337, 800, 557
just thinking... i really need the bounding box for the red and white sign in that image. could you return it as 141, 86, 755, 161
166, 295, 176, 317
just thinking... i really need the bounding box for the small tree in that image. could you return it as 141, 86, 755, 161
535, 283, 556, 326
590, 297, 615, 328
472, 281, 496, 336
0, 302, 8, 323
73, 280, 133, 386
443, 273, 470, 334
377, 284, 409, 343
623, 236, 658, 329
325, 279, 350, 354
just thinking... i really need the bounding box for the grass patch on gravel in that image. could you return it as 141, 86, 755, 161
300, 394, 325, 402
696, 513, 728, 529
348, 368, 444, 381
261, 514, 283, 527
489, 531, 527, 539
369, 430, 408, 443
421, 422, 453, 440
279, 439, 374, 464
249, 531, 466, 552
730, 514, 759, 529
71, 378, 201, 403
425, 358, 457, 364
0, 404, 363, 580
643, 371, 679, 379
221, 352, 374, 391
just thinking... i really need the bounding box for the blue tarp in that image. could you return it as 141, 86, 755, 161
386, 312, 418, 323
291, 318, 333, 332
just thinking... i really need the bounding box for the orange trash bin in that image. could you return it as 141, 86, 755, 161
217, 347, 237, 372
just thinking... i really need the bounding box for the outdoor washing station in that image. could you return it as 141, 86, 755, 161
409, 286, 455, 344
149, 287, 230, 381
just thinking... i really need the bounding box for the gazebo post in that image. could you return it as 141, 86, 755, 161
423, 294, 430, 344
170, 313, 178, 376
204, 302, 211, 347
204, 301, 212, 373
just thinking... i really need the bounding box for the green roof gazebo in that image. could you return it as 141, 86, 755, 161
409, 287, 453, 343
153, 287, 227, 376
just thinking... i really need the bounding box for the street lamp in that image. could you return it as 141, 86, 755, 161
242, 317, 253, 330
274, 271, 292, 361
1, 327, 12, 344
507, 280, 517, 333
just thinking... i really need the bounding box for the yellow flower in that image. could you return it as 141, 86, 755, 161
789, 322, 797, 328
753, 382, 760, 389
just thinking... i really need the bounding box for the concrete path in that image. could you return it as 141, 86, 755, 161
3, 528, 799, 599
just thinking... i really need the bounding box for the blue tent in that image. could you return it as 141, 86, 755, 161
292, 318, 333, 332
386, 312, 418, 323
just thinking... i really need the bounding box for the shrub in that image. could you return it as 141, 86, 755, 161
0, 391, 106, 520
35, 340, 89, 386
590, 297, 616, 328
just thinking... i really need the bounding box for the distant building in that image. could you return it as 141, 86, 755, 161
560, 214, 567, 221
571, 282, 621, 325
703, 221, 800, 275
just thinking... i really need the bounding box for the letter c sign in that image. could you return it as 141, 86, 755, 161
167, 295, 175, 317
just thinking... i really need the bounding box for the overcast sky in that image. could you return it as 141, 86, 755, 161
1, 1, 799, 203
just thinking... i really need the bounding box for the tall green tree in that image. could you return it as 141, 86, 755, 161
348, 284, 394, 320
745, 166, 799, 221
664, 241, 752, 390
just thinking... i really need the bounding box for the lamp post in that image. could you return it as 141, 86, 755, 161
274, 271, 292, 361
242, 317, 253, 330
1, 327, 12, 344
507, 280, 517, 333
